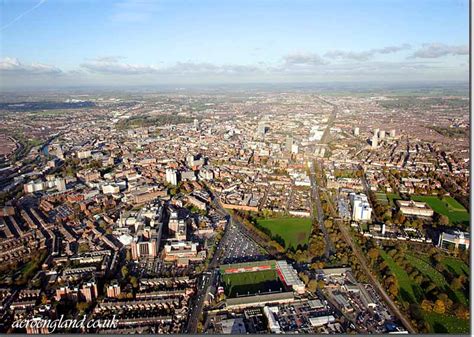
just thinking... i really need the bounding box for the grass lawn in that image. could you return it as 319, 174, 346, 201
406, 254, 447, 287
411, 195, 469, 225
444, 197, 468, 211
386, 193, 401, 207
375, 192, 389, 205
406, 254, 467, 305
379, 249, 422, 303
414, 254, 468, 276
423, 311, 470, 334
222, 270, 281, 297
257, 217, 312, 249
442, 256, 469, 277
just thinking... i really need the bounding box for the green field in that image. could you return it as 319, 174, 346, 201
379, 250, 422, 302
411, 196, 469, 225
406, 254, 447, 287
423, 311, 470, 334
406, 254, 467, 305
256, 217, 312, 249
375, 192, 389, 205
442, 256, 469, 277
386, 193, 401, 207
415, 254, 469, 278
382, 251, 470, 333
222, 270, 282, 297
375, 192, 402, 207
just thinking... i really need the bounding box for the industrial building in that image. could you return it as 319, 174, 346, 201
438, 230, 470, 250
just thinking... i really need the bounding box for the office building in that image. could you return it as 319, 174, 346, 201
350, 193, 372, 221
166, 168, 178, 185
371, 134, 378, 149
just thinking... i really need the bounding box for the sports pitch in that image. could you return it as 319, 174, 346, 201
411, 196, 469, 225
220, 261, 284, 298
256, 217, 312, 249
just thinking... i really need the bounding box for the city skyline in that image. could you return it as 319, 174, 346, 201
0, 0, 470, 88
0, 1, 470, 334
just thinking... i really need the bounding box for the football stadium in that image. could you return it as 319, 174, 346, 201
219, 260, 305, 308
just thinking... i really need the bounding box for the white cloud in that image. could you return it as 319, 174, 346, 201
325, 44, 411, 61
283, 52, 329, 69
80, 57, 160, 75
164, 62, 262, 75
324, 50, 373, 61
409, 43, 468, 58
0, 57, 62, 75
0, 50, 468, 88
375, 44, 411, 54
80, 58, 263, 76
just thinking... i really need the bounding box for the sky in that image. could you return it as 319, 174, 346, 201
0, 0, 470, 88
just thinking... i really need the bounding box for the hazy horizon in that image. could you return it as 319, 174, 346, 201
0, 0, 469, 89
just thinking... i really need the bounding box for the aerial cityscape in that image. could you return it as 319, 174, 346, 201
0, 0, 470, 335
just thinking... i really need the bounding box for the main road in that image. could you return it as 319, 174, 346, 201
308, 98, 338, 258
185, 193, 228, 333
185, 189, 268, 333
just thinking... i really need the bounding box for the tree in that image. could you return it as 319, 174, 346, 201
121, 266, 129, 279
197, 321, 204, 333
433, 299, 446, 314
425, 282, 437, 294
78, 242, 89, 253
421, 300, 433, 312
367, 248, 379, 265
439, 214, 450, 226
438, 293, 453, 311
387, 249, 398, 257
307, 279, 318, 292
261, 209, 273, 218
451, 277, 463, 291
388, 283, 399, 298
454, 306, 469, 320
76, 302, 90, 313
431, 253, 443, 264
130, 276, 138, 288
314, 279, 324, 288
409, 303, 423, 321
414, 275, 424, 285
299, 273, 309, 285
434, 262, 445, 273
